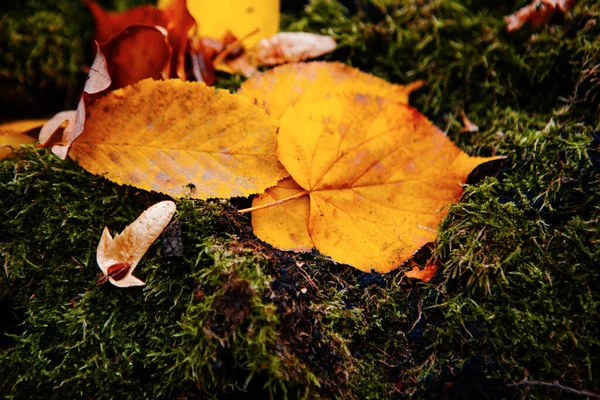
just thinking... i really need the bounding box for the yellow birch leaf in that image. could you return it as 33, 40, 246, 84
253, 88, 500, 273
0, 119, 45, 160
159, 0, 279, 47
97, 200, 176, 287
69, 79, 288, 199
238, 61, 424, 119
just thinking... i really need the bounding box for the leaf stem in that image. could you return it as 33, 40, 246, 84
238, 190, 309, 214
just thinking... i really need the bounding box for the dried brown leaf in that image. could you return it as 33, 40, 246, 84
253, 32, 336, 66
39, 46, 111, 159
97, 200, 176, 287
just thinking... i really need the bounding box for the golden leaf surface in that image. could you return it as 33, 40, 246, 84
252, 88, 499, 273
238, 62, 424, 119
69, 79, 287, 199
251, 177, 313, 251
97, 200, 176, 287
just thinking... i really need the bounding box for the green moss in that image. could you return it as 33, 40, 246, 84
285, 0, 600, 120
2, 0, 600, 399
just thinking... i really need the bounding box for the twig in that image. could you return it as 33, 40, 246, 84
295, 262, 318, 289
407, 296, 423, 335
507, 380, 600, 398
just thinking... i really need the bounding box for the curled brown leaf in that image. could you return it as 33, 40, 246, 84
38, 46, 111, 159
97, 200, 176, 288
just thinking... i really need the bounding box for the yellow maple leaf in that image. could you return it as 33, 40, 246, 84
69, 79, 288, 199
159, 0, 279, 47
250, 87, 500, 273
238, 61, 424, 119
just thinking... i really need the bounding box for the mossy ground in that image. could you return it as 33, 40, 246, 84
1, 0, 600, 398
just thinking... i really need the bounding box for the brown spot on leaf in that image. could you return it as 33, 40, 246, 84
107, 262, 131, 281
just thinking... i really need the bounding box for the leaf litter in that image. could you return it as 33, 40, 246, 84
36, 0, 502, 276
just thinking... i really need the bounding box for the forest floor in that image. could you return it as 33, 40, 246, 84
1, 0, 599, 398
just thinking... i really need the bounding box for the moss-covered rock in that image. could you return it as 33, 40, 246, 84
1, 0, 600, 398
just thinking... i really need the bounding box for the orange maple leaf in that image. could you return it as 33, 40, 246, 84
249, 86, 500, 273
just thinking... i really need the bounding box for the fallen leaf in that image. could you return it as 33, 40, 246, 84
460, 110, 479, 133
69, 79, 288, 199
101, 25, 172, 89
161, 0, 196, 79
38, 111, 78, 148
405, 262, 439, 282
251, 87, 500, 273
247, 63, 424, 254
38, 46, 111, 159
0, 119, 45, 160
223, 52, 258, 78
238, 61, 424, 119
38, 50, 110, 150
504, 0, 577, 32
212, 30, 260, 78
0, 119, 47, 134
86, 0, 195, 80
160, 0, 279, 48
253, 32, 337, 66
40, 24, 180, 158
97, 200, 176, 287
189, 36, 221, 84
217, 32, 336, 78
85, 0, 166, 43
